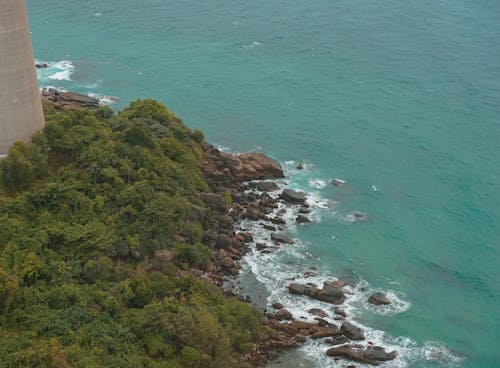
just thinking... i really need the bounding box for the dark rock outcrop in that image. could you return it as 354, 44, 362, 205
341, 321, 365, 341
368, 292, 391, 305
41, 88, 100, 110
271, 233, 295, 244
326, 345, 397, 365
279, 189, 307, 204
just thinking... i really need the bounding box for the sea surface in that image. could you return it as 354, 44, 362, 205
27, 1, 500, 367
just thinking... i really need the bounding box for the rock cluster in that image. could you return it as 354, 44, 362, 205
41, 88, 101, 110
195, 144, 396, 366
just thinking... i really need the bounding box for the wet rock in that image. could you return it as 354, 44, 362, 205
314, 283, 346, 305
324, 280, 349, 289
262, 224, 277, 231
271, 233, 295, 244
296, 215, 311, 223
314, 318, 335, 328
272, 302, 284, 310
288, 283, 308, 295
334, 307, 347, 317
299, 207, 311, 214
326, 335, 350, 346
303, 271, 316, 278
311, 326, 342, 339
280, 189, 307, 204
341, 321, 365, 341
270, 217, 286, 225
35, 63, 48, 69
256, 181, 280, 192
296, 163, 305, 169
288, 283, 320, 298
308, 308, 329, 318
331, 178, 346, 186
273, 309, 294, 321
368, 292, 391, 305
277, 208, 287, 216
351, 211, 367, 221
326, 345, 397, 365
237, 231, 254, 243
256, 243, 268, 251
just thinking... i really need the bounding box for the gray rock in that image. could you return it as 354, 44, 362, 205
271, 233, 295, 244
315, 284, 346, 305
326, 345, 397, 365
308, 308, 329, 318
296, 215, 311, 223
326, 335, 350, 346
341, 321, 365, 341
368, 292, 391, 305
256, 181, 280, 192
274, 308, 293, 321
280, 189, 307, 204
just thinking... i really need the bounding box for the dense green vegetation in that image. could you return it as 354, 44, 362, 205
0, 100, 265, 367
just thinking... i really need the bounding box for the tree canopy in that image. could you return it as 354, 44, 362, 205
0, 100, 265, 367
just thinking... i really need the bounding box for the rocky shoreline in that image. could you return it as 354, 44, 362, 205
38, 89, 397, 366
195, 143, 398, 367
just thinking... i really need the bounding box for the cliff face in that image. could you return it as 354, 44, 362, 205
0, 0, 45, 154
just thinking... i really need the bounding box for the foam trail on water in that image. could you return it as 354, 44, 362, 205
36, 60, 75, 82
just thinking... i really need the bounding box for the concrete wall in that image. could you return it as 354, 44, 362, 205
0, 0, 44, 154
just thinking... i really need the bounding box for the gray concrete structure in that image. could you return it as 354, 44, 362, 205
0, 0, 44, 154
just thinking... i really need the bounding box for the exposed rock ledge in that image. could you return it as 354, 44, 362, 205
41, 88, 101, 111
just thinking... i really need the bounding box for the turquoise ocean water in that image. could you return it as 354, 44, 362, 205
27, 0, 500, 366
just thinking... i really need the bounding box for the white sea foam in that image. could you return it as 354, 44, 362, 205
36, 60, 75, 81
243, 41, 262, 48
47, 60, 74, 80
308, 178, 327, 189
87, 93, 118, 105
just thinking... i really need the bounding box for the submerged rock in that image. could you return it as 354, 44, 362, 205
368, 292, 391, 305
271, 233, 295, 244
296, 215, 311, 224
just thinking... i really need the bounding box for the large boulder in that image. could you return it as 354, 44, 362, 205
368, 292, 391, 305
271, 233, 295, 244
216, 152, 285, 182
254, 181, 280, 192
326, 345, 397, 365
340, 321, 365, 341
280, 189, 307, 204
314, 283, 346, 305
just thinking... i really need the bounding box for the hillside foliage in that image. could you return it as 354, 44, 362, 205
0, 100, 265, 367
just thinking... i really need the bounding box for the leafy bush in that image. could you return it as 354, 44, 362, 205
0, 100, 265, 367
